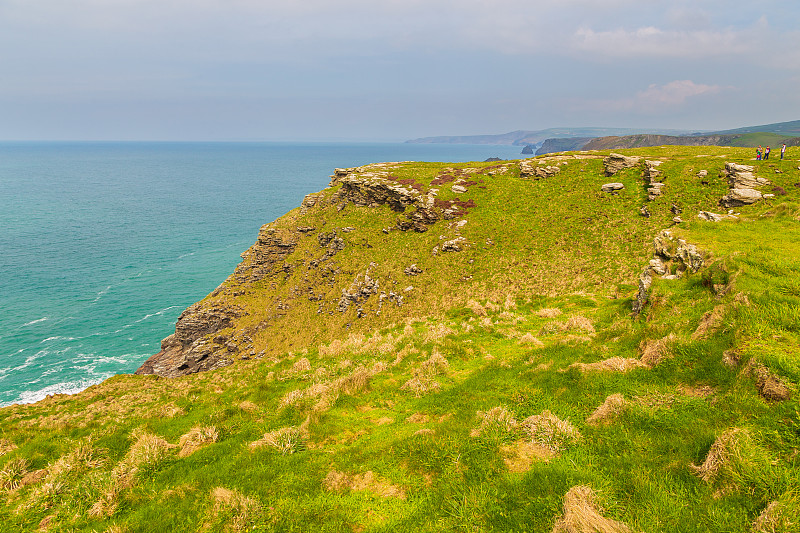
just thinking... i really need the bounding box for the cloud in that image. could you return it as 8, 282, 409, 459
572, 26, 749, 58
567, 80, 724, 114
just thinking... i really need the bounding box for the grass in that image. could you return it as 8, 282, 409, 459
1, 146, 800, 531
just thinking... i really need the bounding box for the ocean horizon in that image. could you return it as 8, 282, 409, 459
0, 141, 524, 407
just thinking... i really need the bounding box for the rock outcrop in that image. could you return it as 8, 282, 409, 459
601, 183, 624, 193
633, 230, 705, 316
643, 160, 665, 201
603, 153, 641, 176
719, 163, 770, 208
234, 227, 298, 283
519, 160, 561, 179
136, 304, 246, 378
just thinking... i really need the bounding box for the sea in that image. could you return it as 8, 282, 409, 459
0, 141, 524, 407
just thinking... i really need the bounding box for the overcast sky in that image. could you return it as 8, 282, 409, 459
1, 0, 798, 141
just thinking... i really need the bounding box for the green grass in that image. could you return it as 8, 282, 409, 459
1, 146, 800, 532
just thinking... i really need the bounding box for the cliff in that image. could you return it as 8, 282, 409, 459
2, 145, 799, 532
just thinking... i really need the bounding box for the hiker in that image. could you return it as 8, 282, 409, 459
756, 146, 762, 160
781, 144, 787, 160
765, 146, 771, 160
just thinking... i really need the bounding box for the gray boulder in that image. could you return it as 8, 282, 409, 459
603, 153, 642, 176
601, 182, 625, 192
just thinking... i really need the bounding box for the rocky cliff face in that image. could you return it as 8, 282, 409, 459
135, 162, 495, 378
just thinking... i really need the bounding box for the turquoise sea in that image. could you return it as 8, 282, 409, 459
0, 141, 524, 406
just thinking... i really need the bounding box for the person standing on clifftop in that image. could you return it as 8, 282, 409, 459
781, 144, 787, 160
757, 146, 762, 160
765, 146, 771, 160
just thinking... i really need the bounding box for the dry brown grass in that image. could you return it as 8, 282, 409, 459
748, 362, 792, 402
0, 438, 17, 457
752, 500, 797, 533
639, 335, 674, 367
238, 400, 258, 412
402, 351, 449, 397
178, 426, 219, 458
210, 486, 262, 532
500, 440, 555, 473
250, 426, 306, 454
322, 470, 406, 499
279, 363, 379, 410
401, 376, 441, 397
586, 394, 627, 427
122, 429, 176, 474
565, 316, 595, 334
86, 429, 177, 518
406, 412, 430, 423
690, 428, 748, 483
0, 457, 30, 492
518, 333, 545, 347
466, 299, 487, 316
470, 406, 518, 437
692, 304, 726, 340
551, 485, 634, 533
520, 411, 581, 452
423, 323, 455, 343
570, 357, 647, 373
537, 308, 563, 318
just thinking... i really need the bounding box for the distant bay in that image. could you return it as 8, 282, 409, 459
0, 141, 523, 406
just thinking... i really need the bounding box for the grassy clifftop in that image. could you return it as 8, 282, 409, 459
2, 147, 800, 532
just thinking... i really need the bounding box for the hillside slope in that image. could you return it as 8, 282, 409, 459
1, 147, 800, 533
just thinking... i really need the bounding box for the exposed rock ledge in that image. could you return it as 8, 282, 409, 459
136, 304, 246, 378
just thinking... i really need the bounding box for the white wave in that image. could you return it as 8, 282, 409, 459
21, 317, 48, 327
135, 305, 180, 323
92, 285, 112, 302
10, 376, 113, 406
40, 336, 76, 343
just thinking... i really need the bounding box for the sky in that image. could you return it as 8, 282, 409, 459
1, 0, 799, 141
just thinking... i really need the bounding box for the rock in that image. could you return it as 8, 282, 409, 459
334, 172, 423, 212
648, 257, 667, 275
136, 304, 247, 378
720, 188, 763, 208
697, 170, 708, 178
441, 237, 466, 252
521, 145, 534, 155
397, 207, 440, 233
697, 211, 727, 222
518, 160, 561, 179
484, 157, 502, 162
235, 227, 298, 283
643, 160, 663, 180
404, 264, 423, 276
603, 153, 641, 176
719, 162, 770, 208
451, 185, 467, 194
301, 192, 325, 214
652, 230, 704, 273
601, 183, 624, 192
535, 165, 561, 179
672, 216, 683, 224
670, 204, 682, 215
675, 240, 703, 272
338, 271, 380, 313
647, 182, 665, 200
297, 226, 316, 233
631, 270, 652, 316
639, 205, 651, 218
